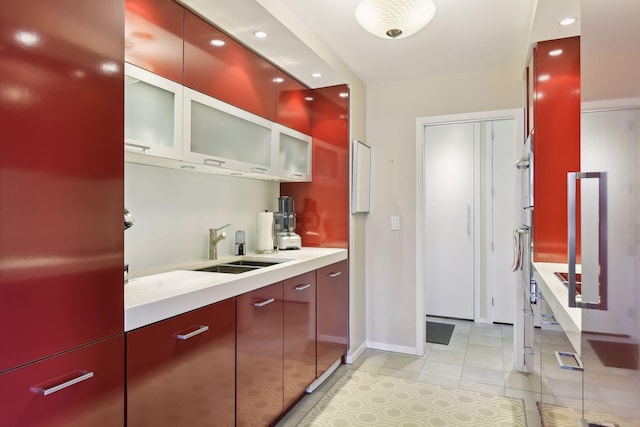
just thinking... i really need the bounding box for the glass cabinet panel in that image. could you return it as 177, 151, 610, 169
277, 126, 311, 181
124, 63, 182, 159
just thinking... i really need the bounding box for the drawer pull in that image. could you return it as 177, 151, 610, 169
291, 173, 304, 179
124, 141, 150, 153
541, 313, 560, 325
254, 297, 275, 307
295, 283, 311, 291
251, 167, 267, 173
328, 271, 342, 278
30, 371, 94, 396
204, 159, 225, 167
177, 325, 209, 340
555, 350, 584, 372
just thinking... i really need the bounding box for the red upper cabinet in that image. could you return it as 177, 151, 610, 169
0, 335, 125, 427
533, 37, 581, 263
183, 11, 277, 120
276, 70, 312, 135
0, 0, 124, 372
125, 0, 184, 83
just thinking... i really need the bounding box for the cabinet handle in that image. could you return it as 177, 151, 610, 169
555, 350, 584, 372
541, 313, 560, 325
176, 325, 209, 340
251, 167, 267, 174
254, 297, 275, 307
295, 283, 311, 291
328, 271, 342, 278
30, 371, 94, 396
291, 173, 304, 179
204, 159, 225, 167
466, 204, 471, 235
124, 141, 151, 153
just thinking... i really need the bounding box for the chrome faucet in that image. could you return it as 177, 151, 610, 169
209, 224, 231, 260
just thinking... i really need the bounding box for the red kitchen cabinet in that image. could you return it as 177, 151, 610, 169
276, 70, 312, 135
0, 0, 124, 373
281, 85, 350, 248
532, 37, 581, 263
127, 298, 236, 427
0, 335, 125, 427
283, 271, 316, 408
125, 0, 184, 83
316, 260, 349, 376
236, 282, 284, 427
184, 11, 277, 120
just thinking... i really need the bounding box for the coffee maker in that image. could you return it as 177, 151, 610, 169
274, 196, 301, 250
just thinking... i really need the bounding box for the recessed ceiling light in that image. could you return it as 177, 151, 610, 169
559, 17, 577, 26
538, 74, 550, 82
339, 92, 349, 98
210, 39, 225, 47
253, 31, 268, 39
273, 77, 284, 83
311, 72, 322, 78
305, 96, 314, 101
549, 49, 563, 57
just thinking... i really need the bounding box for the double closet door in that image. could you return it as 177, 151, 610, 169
424, 119, 516, 323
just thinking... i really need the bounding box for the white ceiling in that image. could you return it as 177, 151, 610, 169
179, 0, 580, 89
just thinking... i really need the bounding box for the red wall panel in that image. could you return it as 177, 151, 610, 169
276, 70, 312, 135
281, 85, 350, 249
0, 0, 124, 372
533, 37, 581, 263
125, 0, 184, 82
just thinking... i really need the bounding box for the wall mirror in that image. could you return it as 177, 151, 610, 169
351, 139, 371, 213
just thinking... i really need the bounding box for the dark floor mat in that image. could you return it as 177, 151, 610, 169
426, 321, 455, 345
588, 340, 639, 370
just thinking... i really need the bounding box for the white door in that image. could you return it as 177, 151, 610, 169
424, 122, 476, 319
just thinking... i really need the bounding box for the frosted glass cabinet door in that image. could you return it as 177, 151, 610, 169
276, 125, 311, 181
124, 63, 183, 159
183, 87, 274, 176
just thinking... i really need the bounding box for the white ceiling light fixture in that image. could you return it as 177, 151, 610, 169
559, 17, 577, 26
355, 0, 436, 39
253, 30, 268, 39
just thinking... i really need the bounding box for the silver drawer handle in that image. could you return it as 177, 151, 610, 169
204, 159, 225, 167
31, 371, 94, 396
291, 173, 304, 179
295, 283, 311, 291
254, 297, 275, 307
124, 141, 150, 153
541, 313, 560, 325
176, 325, 209, 340
328, 272, 342, 278
251, 167, 267, 173
555, 350, 584, 372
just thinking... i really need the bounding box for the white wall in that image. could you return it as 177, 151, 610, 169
124, 163, 279, 273
365, 66, 524, 351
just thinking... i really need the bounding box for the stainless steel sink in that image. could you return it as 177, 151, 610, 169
225, 260, 282, 267
196, 264, 260, 274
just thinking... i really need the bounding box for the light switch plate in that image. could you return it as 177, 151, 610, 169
391, 216, 400, 231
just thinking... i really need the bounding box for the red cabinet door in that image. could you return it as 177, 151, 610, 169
316, 260, 349, 376
183, 11, 277, 120
125, 0, 184, 83
276, 70, 312, 135
0, 335, 125, 427
283, 271, 316, 408
0, 0, 124, 372
127, 298, 236, 427
236, 282, 283, 427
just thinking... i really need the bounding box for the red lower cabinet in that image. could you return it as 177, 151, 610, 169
236, 282, 284, 427
283, 272, 316, 408
126, 298, 236, 427
0, 335, 125, 427
316, 260, 349, 376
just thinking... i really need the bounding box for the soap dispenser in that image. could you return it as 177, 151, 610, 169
235, 230, 246, 256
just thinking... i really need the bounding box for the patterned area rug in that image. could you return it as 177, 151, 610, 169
538, 402, 640, 427
298, 370, 526, 426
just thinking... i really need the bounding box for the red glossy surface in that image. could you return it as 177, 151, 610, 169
183, 11, 277, 120
127, 298, 236, 427
281, 85, 350, 248
276, 70, 312, 135
316, 260, 349, 376
0, 0, 124, 372
125, 0, 184, 82
533, 37, 581, 263
0, 335, 125, 427
236, 282, 284, 427
283, 271, 316, 408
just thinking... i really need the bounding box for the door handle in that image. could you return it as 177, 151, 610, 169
176, 325, 209, 340
294, 283, 311, 291
254, 297, 275, 307
31, 371, 94, 396
466, 204, 471, 235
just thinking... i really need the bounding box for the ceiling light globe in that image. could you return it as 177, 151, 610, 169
355, 0, 436, 39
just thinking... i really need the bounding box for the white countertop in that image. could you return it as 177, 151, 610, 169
532, 262, 582, 352
125, 247, 348, 331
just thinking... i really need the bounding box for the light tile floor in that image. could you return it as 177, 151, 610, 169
276, 317, 544, 427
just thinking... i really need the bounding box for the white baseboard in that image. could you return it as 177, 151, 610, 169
346, 340, 367, 364
367, 340, 417, 356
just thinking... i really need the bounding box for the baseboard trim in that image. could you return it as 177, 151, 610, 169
346, 340, 367, 363
367, 341, 416, 356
